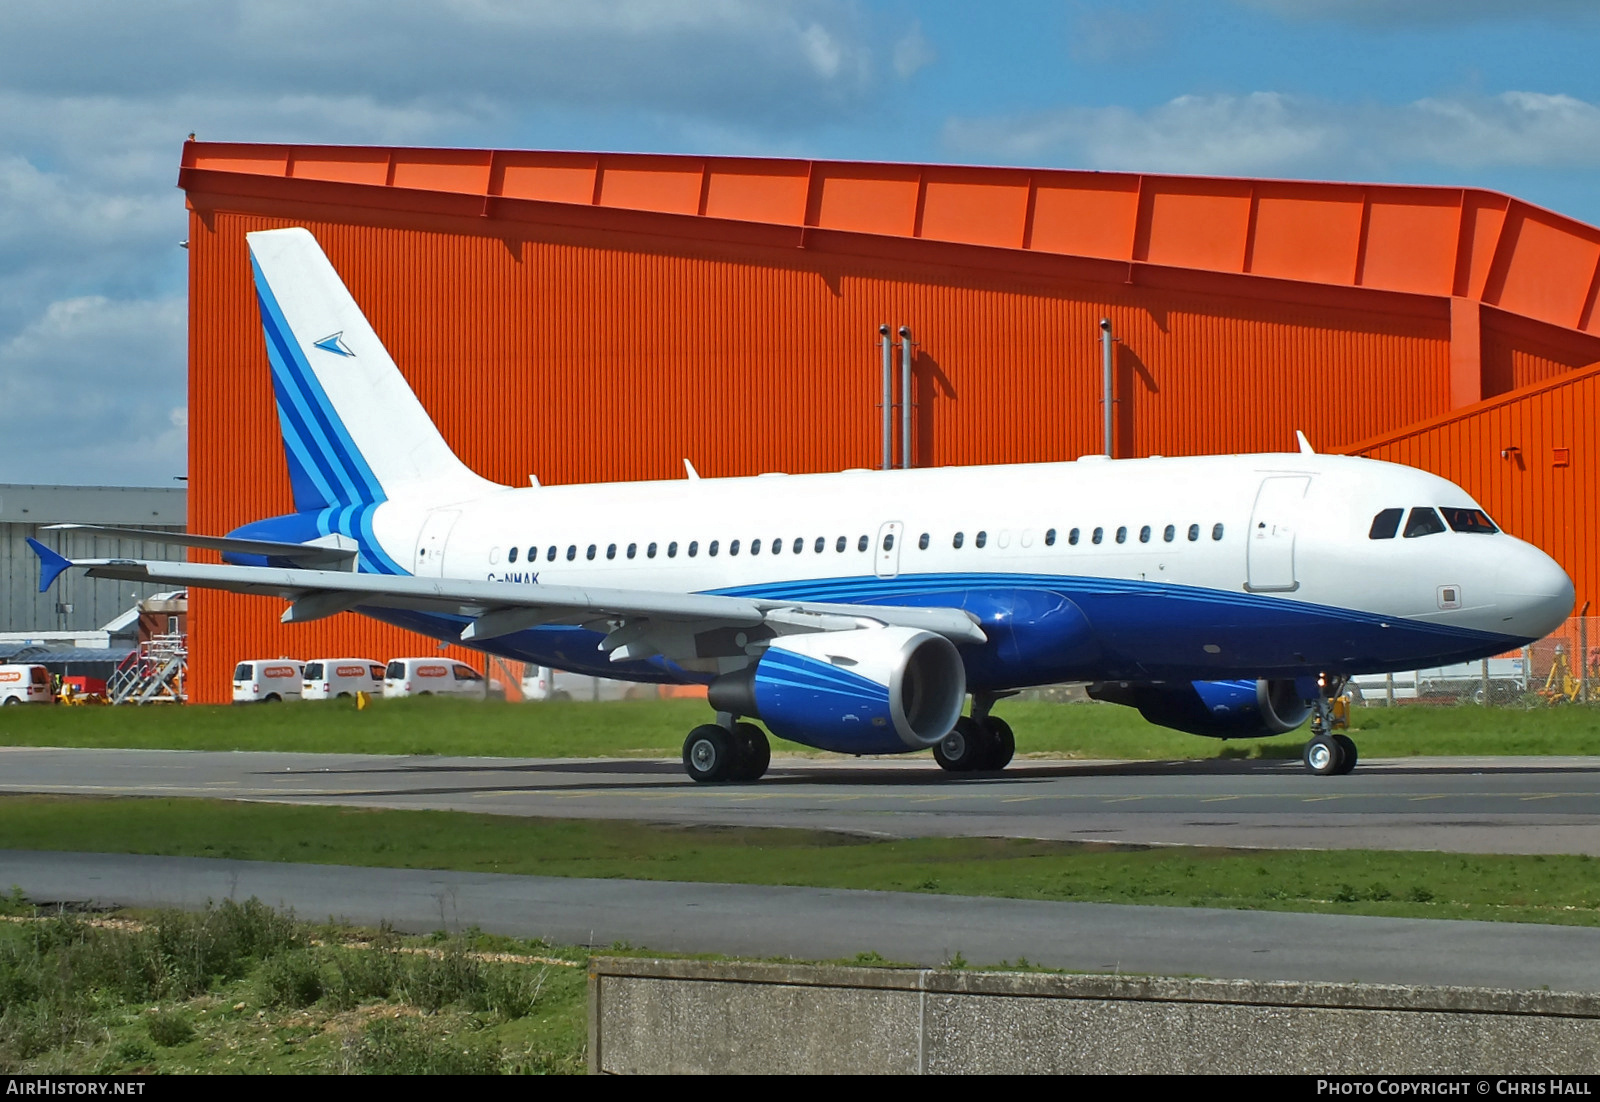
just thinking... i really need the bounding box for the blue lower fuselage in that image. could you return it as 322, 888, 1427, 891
356, 570, 1527, 690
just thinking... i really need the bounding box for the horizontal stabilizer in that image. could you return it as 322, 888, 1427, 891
44, 524, 358, 570
26, 538, 72, 593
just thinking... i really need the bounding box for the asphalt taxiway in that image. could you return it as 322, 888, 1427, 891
3, 746, 1599, 854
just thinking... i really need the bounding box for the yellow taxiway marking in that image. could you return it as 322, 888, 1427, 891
1103, 796, 1146, 803
1000, 796, 1041, 803
1199, 796, 1239, 803
1409, 795, 1449, 801
1520, 794, 1565, 801
1301, 795, 1344, 803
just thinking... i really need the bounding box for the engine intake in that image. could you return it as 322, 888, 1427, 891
1088, 678, 1312, 739
709, 626, 967, 754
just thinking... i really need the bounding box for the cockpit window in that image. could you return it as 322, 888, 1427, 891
1402, 507, 1447, 538
1440, 507, 1498, 534
1368, 508, 1403, 540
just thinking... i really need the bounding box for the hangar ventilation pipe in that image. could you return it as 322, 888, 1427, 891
899, 326, 913, 470
880, 324, 894, 471
1100, 318, 1115, 458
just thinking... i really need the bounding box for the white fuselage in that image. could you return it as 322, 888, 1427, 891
364, 451, 1570, 684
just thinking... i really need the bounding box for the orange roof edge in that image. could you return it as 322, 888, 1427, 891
178, 140, 1600, 337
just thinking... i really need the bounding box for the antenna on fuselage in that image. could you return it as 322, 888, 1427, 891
1296, 430, 1315, 455
683, 459, 700, 481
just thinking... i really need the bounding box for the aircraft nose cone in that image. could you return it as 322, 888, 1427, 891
1496, 547, 1575, 640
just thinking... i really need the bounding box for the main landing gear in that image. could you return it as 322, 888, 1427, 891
933, 693, 1016, 773
1302, 675, 1357, 776
682, 715, 771, 783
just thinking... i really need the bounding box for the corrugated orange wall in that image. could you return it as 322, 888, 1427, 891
1354, 362, 1600, 613
189, 203, 1461, 701
1481, 310, 1600, 397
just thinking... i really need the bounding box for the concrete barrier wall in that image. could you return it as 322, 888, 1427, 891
588, 958, 1600, 1075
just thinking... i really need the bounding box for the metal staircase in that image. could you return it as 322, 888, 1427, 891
109, 633, 188, 704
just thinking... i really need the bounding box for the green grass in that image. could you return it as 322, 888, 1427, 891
0, 897, 589, 1074
5, 795, 1598, 927
3, 696, 1600, 759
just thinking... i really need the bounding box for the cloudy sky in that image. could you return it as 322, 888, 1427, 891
5, 0, 1600, 486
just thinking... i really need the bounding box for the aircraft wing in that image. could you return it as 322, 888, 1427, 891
33, 549, 987, 662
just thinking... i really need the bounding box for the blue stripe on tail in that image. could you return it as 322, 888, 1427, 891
247, 257, 409, 576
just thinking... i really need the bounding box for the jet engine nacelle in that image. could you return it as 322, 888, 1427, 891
1088, 678, 1312, 739
708, 626, 967, 754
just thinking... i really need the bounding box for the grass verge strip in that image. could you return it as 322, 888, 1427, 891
3, 794, 1598, 926
2, 697, 1599, 758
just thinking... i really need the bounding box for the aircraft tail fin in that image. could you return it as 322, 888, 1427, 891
245, 227, 496, 514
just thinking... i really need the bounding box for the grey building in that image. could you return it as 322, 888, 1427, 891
0, 484, 186, 635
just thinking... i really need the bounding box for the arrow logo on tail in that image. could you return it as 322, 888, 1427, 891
313, 332, 354, 357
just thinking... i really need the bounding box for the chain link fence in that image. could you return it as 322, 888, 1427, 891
1346, 616, 1600, 707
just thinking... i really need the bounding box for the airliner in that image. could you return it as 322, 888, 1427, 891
30, 228, 1575, 782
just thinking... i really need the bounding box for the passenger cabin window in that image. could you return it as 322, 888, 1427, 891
883, 533, 895, 551
836, 536, 847, 552
606, 543, 616, 560
729, 539, 740, 556
586, 544, 597, 560
1403, 508, 1447, 538
528, 546, 537, 561
953, 532, 965, 549
1068, 528, 1080, 546
975, 531, 988, 549
1368, 508, 1403, 540
1187, 524, 1199, 542
1045, 528, 1056, 546
547, 546, 557, 562
750, 539, 761, 556
919, 532, 930, 550
647, 542, 658, 558
1441, 507, 1498, 534
566, 545, 577, 561
1163, 524, 1175, 543
507, 546, 518, 563
858, 534, 869, 552
794, 538, 805, 554
1139, 525, 1151, 543
814, 537, 825, 553
1115, 526, 1127, 544
1211, 523, 1225, 541
627, 543, 637, 559
668, 541, 678, 558
1092, 527, 1103, 544
688, 541, 699, 557
709, 540, 720, 556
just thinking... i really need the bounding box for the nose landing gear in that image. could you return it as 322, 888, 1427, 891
1302, 676, 1357, 776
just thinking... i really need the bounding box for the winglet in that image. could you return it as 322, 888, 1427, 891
26, 538, 72, 593
1295, 430, 1315, 455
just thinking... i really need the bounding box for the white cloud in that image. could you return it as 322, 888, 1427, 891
0, 295, 187, 485
944, 90, 1600, 177
892, 22, 936, 79
0, 1, 877, 128
0, 0, 896, 483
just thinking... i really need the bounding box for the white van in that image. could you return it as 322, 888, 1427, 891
232, 659, 304, 702
303, 658, 385, 700
0, 664, 54, 705
383, 658, 487, 700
